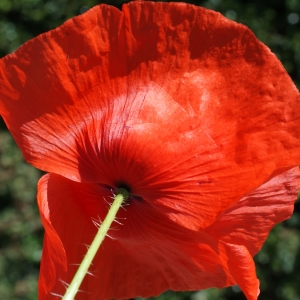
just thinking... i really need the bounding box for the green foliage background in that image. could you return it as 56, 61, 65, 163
0, 0, 299, 299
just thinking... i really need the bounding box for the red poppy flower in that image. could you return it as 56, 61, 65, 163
0, 2, 300, 300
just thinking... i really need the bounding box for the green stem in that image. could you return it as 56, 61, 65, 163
62, 188, 129, 300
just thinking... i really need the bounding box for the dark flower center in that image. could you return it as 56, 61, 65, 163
115, 181, 143, 202
115, 181, 132, 194
100, 181, 143, 202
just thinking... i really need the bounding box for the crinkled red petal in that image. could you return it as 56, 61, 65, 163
1, 3, 300, 230
205, 167, 300, 255
35, 173, 239, 299
223, 243, 259, 300
38, 168, 299, 299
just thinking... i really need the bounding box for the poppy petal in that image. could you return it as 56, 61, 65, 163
205, 167, 300, 255
38, 173, 262, 299
0, 4, 125, 182
37, 172, 117, 299
1, 2, 300, 230
223, 243, 259, 300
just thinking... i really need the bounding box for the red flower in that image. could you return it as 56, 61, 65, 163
0, 2, 300, 299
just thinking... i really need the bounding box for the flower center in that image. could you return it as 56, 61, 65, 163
115, 181, 132, 194
115, 181, 143, 202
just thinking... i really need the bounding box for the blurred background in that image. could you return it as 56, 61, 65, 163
0, 0, 299, 299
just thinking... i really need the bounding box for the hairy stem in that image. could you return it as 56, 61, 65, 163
62, 188, 129, 300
